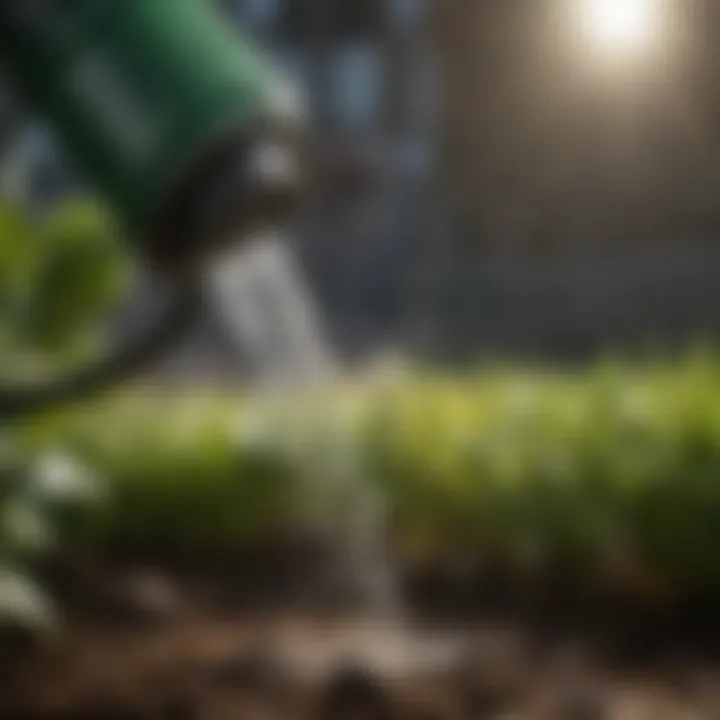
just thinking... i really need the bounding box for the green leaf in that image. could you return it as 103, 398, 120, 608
22, 198, 128, 353
1, 499, 55, 556
0, 568, 56, 632
28, 451, 104, 507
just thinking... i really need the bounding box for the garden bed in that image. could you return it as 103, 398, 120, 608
4, 557, 720, 719
5, 358, 720, 716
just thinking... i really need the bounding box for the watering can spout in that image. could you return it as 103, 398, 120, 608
150, 135, 302, 279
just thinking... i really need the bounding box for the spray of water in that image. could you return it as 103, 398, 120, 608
208, 232, 335, 387
205, 230, 397, 616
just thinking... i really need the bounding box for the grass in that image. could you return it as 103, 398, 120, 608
18, 350, 720, 599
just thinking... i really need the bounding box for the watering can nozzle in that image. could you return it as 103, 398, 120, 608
149, 134, 302, 278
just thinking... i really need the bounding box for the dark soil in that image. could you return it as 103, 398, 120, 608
3, 557, 720, 719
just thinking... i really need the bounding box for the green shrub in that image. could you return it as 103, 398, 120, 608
0, 196, 123, 633
23, 352, 720, 598
0, 197, 127, 372
0, 433, 105, 632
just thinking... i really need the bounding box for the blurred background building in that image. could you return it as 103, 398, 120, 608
4, 0, 720, 370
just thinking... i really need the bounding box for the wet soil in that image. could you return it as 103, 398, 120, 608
3, 557, 720, 719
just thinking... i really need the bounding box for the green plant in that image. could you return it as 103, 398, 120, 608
0, 436, 104, 633
0, 194, 121, 634
12, 352, 720, 604
0, 197, 128, 374
24, 198, 127, 354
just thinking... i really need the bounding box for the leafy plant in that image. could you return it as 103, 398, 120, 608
0, 197, 128, 374
0, 436, 105, 633
7, 353, 720, 615
27, 353, 720, 599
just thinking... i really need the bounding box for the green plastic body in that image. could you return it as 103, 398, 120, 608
0, 0, 297, 253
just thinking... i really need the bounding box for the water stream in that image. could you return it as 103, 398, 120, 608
205, 230, 398, 617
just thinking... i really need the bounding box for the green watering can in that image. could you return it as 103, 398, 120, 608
0, 0, 305, 416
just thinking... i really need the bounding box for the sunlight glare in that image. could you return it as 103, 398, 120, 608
580, 0, 661, 60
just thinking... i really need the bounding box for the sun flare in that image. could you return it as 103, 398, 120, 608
579, 0, 662, 61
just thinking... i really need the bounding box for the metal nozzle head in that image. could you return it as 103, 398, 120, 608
149, 133, 302, 279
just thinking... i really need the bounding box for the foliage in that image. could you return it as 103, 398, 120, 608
25, 352, 720, 600
23, 200, 127, 353
0, 436, 105, 632
364, 354, 720, 596
0, 197, 120, 631
0, 198, 127, 366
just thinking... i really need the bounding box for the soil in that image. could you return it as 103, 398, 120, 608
3, 558, 720, 719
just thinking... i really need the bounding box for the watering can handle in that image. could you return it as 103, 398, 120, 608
0, 280, 202, 419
